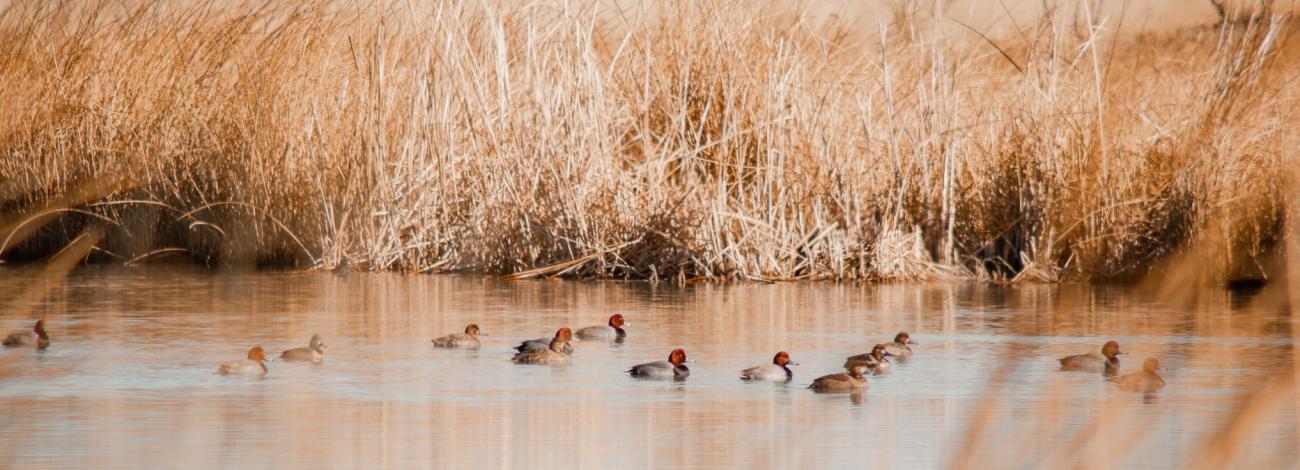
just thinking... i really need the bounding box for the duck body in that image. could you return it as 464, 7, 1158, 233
810, 366, 869, 393
1116, 358, 1165, 393
511, 347, 570, 365
843, 344, 892, 375
433, 324, 482, 349
1059, 340, 1121, 373
576, 314, 627, 341
219, 359, 269, 376
511, 328, 573, 365
740, 352, 796, 382
3, 320, 49, 350
515, 338, 574, 355
629, 361, 689, 380
629, 349, 690, 380
433, 333, 481, 349
880, 332, 916, 358
1059, 353, 1116, 372
575, 325, 625, 340
740, 363, 791, 382
219, 347, 268, 377
280, 334, 326, 363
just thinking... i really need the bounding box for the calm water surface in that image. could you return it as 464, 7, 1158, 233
0, 268, 1296, 468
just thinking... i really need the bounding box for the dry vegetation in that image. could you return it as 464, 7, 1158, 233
0, 0, 1296, 283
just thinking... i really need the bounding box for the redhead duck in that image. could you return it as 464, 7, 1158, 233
218, 347, 268, 376
628, 349, 690, 380
2, 320, 49, 350
515, 333, 576, 355
432, 324, 483, 349
843, 344, 892, 375
511, 328, 573, 365
740, 351, 797, 382
810, 364, 870, 392
1115, 357, 1166, 393
881, 332, 917, 358
575, 314, 628, 341
279, 334, 327, 363
1059, 340, 1121, 373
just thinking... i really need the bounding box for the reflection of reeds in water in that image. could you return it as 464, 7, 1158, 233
0, 1, 1294, 283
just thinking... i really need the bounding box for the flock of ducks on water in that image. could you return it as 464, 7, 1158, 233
2, 316, 1165, 393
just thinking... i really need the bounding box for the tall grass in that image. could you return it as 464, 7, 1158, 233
0, 0, 1294, 282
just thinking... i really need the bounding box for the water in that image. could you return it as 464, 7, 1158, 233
0, 268, 1295, 469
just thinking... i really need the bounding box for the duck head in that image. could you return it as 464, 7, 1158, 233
1143, 357, 1161, 374
1101, 340, 1122, 359
465, 324, 481, 337
549, 327, 574, 352
894, 332, 916, 345
309, 334, 326, 351
247, 346, 267, 362
669, 348, 688, 366
773, 351, 797, 367
34, 320, 47, 338
872, 344, 890, 360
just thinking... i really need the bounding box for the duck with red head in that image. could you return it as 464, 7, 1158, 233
629, 349, 690, 380
881, 332, 917, 358
432, 324, 484, 349
511, 328, 574, 365
740, 351, 797, 382
1115, 357, 1166, 393
514, 328, 577, 355
3, 320, 49, 350
843, 344, 892, 375
576, 314, 628, 341
280, 334, 327, 363
1059, 340, 1122, 373
810, 364, 870, 393
219, 346, 268, 376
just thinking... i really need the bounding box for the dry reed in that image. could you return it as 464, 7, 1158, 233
0, 0, 1294, 283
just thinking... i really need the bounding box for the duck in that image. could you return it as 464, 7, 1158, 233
575, 314, 628, 341
1115, 357, 1165, 393
2, 320, 49, 350
218, 346, 268, 376
628, 349, 690, 380
1059, 340, 1121, 373
740, 351, 797, 382
432, 324, 483, 349
514, 333, 576, 355
279, 334, 327, 362
511, 328, 574, 365
880, 332, 917, 358
809, 364, 870, 392
843, 344, 892, 375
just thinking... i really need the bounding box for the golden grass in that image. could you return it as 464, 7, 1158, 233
0, 0, 1295, 282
